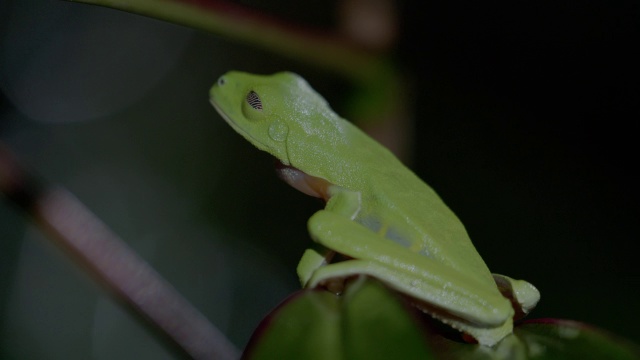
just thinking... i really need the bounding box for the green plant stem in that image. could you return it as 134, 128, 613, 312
64, 0, 389, 82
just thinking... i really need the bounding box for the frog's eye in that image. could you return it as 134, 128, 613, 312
217, 77, 226, 86
246, 90, 263, 110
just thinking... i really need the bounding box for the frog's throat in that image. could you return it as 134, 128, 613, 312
210, 99, 255, 143
275, 160, 331, 201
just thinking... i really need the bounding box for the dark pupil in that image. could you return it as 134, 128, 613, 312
246, 91, 263, 110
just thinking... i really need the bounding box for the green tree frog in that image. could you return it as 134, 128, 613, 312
210, 71, 540, 346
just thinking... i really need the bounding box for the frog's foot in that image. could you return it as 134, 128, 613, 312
297, 247, 335, 287
492, 274, 540, 320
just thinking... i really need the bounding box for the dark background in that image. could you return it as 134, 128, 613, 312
1, 0, 638, 358
402, 0, 639, 343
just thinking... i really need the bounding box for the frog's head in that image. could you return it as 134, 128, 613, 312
210, 71, 346, 169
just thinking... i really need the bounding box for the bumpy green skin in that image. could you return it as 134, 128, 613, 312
210, 71, 539, 346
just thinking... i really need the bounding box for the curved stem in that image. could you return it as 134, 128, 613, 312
1, 143, 239, 360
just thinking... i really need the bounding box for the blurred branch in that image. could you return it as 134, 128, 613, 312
0, 143, 239, 360
64, 0, 391, 83
63, 0, 412, 159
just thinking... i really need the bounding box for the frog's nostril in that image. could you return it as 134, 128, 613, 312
218, 76, 226, 86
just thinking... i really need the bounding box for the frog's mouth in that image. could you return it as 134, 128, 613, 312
211, 98, 294, 166
210, 99, 256, 144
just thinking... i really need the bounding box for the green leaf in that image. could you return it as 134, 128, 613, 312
514, 319, 640, 360
243, 276, 435, 360
426, 319, 640, 359
244, 276, 639, 359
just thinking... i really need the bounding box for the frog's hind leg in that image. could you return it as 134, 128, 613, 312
307, 258, 413, 293
306, 210, 513, 328
306, 256, 514, 347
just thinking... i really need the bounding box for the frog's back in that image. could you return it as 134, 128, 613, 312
354, 148, 495, 283
316, 118, 494, 282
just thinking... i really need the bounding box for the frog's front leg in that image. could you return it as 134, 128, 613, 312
297, 187, 362, 286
